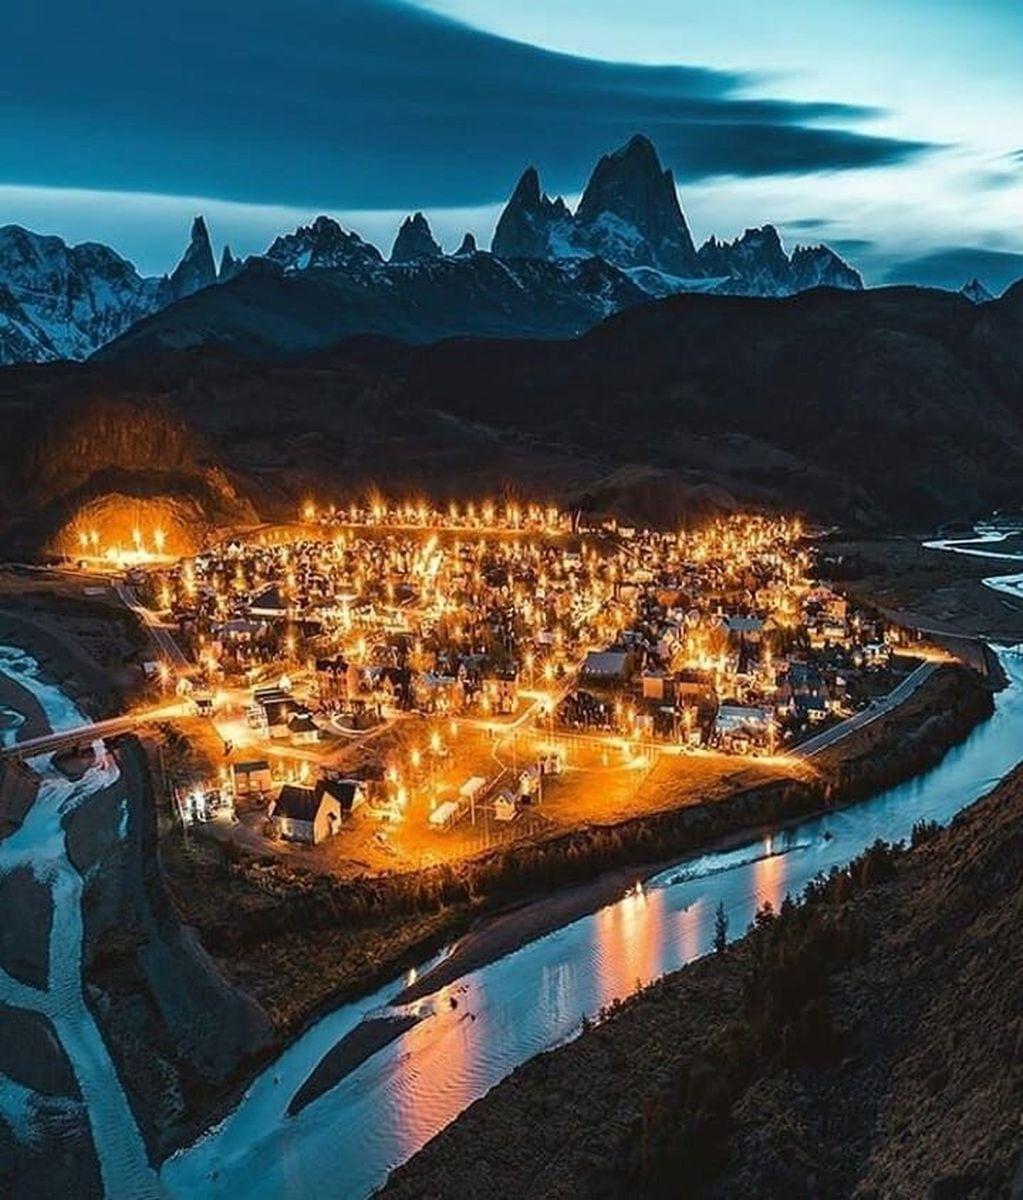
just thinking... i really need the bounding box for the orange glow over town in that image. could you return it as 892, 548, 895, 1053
76, 498, 914, 870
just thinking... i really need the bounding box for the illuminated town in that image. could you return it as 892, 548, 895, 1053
60, 501, 911, 872
1, 8, 1017, 1190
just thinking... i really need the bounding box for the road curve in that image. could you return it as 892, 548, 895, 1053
795, 661, 938, 759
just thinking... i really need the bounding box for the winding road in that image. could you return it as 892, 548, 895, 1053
112, 579, 190, 668
795, 659, 939, 758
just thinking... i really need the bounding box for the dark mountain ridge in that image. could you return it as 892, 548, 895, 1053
96, 251, 651, 359
2, 282, 1023, 554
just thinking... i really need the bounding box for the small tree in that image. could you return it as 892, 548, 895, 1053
713, 901, 729, 955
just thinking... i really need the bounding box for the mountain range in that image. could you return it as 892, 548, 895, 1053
0, 135, 869, 365
0, 216, 226, 364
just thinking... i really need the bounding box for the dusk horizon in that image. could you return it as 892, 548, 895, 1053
2, 0, 1022, 291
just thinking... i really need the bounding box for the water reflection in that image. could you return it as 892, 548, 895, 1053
595, 882, 670, 1002
165, 651, 1023, 1200
676, 897, 706, 966
390, 983, 479, 1167
752, 834, 789, 913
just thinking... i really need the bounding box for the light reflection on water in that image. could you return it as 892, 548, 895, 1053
165, 651, 1023, 1200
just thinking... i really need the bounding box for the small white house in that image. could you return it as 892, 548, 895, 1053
493, 792, 519, 822
269, 784, 342, 844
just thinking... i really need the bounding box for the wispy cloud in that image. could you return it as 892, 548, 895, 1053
883, 246, 1023, 294
0, 0, 932, 212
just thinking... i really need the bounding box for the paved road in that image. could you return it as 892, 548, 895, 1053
795, 661, 939, 759
1, 703, 185, 761
113, 580, 190, 669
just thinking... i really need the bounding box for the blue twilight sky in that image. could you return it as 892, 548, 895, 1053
1, 0, 1021, 289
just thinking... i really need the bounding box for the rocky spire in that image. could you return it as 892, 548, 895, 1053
454, 232, 478, 257
218, 244, 241, 283
390, 212, 442, 263
960, 277, 994, 304
490, 167, 571, 259
168, 216, 217, 301
574, 134, 700, 276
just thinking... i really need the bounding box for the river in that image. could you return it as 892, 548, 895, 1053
160, 649, 1023, 1199
2, 538, 1022, 1200
0, 647, 159, 1198
923, 530, 1023, 605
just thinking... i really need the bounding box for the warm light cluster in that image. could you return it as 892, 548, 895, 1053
301, 495, 568, 533
147, 506, 904, 832
72, 524, 170, 567
156, 511, 821, 725
58, 499, 190, 567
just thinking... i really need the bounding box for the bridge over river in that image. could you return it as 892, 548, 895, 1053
0, 703, 184, 761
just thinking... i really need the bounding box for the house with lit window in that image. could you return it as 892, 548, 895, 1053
268, 779, 365, 844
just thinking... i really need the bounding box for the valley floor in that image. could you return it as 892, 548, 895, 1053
823, 534, 1023, 643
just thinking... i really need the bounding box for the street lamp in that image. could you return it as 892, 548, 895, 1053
542, 661, 556, 749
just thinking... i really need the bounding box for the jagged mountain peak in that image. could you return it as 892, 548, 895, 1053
0, 133, 871, 366
265, 216, 383, 273
574, 133, 699, 276
697, 225, 861, 296
391, 212, 443, 262
602, 132, 661, 169
487, 136, 862, 297
789, 243, 863, 293
510, 166, 542, 208
168, 215, 217, 301
739, 224, 784, 248
491, 167, 572, 259
219, 244, 241, 283
960, 277, 994, 304
0, 223, 165, 363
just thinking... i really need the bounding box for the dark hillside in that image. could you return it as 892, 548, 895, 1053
2, 284, 1023, 550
